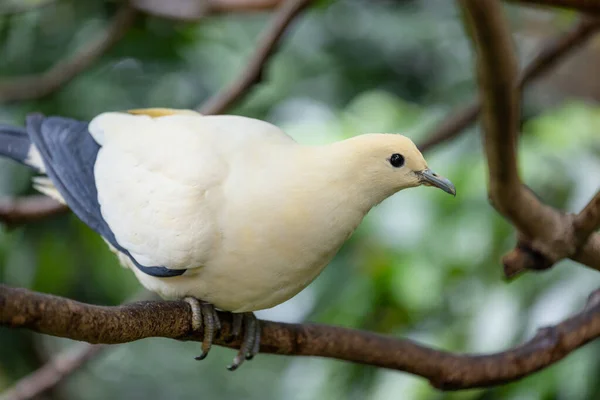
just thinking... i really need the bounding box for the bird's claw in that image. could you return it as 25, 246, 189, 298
227, 312, 261, 371
184, 297, 220, 361
184, 298, 260, 370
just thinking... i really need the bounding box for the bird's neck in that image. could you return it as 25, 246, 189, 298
300, 139, 397, 213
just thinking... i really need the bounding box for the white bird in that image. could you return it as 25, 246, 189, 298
0, 108, 455, 369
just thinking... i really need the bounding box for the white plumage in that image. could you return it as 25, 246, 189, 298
0, 108, 455, 367
88, 111, 395, 311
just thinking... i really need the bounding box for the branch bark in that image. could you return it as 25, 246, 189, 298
459, 0, 600, 276
198, 0, 311, 115
1, 285, 599, 390
0, 5, 137, 103
0, 196, 68, 226
573, 191, 600, 247
417, 17, 600, 153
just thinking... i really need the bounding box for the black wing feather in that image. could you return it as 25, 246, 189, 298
0, 124, 32, 166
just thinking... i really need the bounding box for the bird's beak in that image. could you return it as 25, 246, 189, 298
418, 169, 456, 196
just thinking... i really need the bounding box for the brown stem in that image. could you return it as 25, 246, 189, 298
198, 0, 312, 115
459, 0, 600, 275
1, 285, 599, 390
573, 191, 600, 248
0, 5, 137, 103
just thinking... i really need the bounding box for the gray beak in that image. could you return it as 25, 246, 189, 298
418, 169, 456, 196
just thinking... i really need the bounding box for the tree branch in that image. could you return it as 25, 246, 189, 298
198, 0, 311, 115
1, 285, 599, 390
506, 0, 600, 13
459, 0, 600, 276
417, 17, 600, 153
0, 5, 137, 103
573, 191, 600, 248
0, 344, 106, 400
0, 196, 68, 226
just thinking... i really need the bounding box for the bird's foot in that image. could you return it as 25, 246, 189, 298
227, 312, 261, 371
183, 297, 260, 371
184, 297, 221, 361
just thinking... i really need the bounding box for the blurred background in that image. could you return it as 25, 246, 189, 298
1, 0, 599, 399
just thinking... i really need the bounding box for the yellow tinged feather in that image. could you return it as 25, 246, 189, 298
126, 108, 202, 118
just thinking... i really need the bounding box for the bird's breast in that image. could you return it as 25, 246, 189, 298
188, 184, 367, 311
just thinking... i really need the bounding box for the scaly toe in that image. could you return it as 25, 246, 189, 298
183, 299, 222, 362
199, 303, 216, 358
183, 297, 202, 331
232, 313, 243, 338
227, 312, 260, 371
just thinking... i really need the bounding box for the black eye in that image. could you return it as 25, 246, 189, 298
389, 153, 405, 168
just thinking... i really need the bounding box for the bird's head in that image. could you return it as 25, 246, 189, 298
331, 133, 456, 201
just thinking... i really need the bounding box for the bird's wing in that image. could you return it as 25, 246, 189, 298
89, 111, 234, 272
27, 110, 296, 276
25, 113, 185, 277
88, 112, 298, 273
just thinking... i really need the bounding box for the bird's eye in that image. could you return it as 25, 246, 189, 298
389, 153, 405, 168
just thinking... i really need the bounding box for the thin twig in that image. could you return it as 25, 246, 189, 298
198, 0, 312, 115
417, 101, 480, 153
0, 345, 106, 400
1, 285, 599, 390
0, 5, 137, 103
0, 196, 68, 225
417, 17, 600, 153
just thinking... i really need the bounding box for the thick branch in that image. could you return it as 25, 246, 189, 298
460, 0, 600, 275
417, 17, 600, 153
0, 5, 137, 103
574, 191, 600, 247
0, 344, 105, 400
1, 285, 599, 390
198, 0, 311, 115
461, 0, 530, 226
506, 0, 600, 13
0, 196, 68, 225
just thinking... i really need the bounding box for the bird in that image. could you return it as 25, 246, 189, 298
0, 108, 455, 370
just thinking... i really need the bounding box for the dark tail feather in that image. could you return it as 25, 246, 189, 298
0, 123, 31, 165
